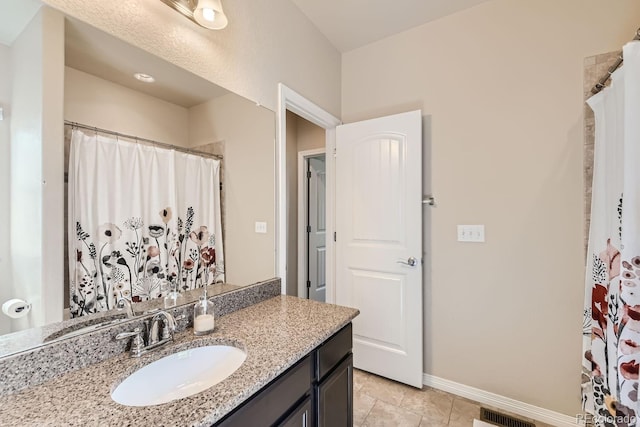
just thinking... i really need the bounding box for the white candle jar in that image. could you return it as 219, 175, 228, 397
193, 295, 215, 335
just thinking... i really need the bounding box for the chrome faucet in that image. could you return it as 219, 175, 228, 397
148, 311, 177, 345
115, 297, 136, 318
115, 310, 184, 358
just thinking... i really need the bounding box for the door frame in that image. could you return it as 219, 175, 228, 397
276, 84, 341, 302
297, 148, 326, 300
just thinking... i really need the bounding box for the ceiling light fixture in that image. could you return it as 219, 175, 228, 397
159, 0, 228, 30
193, 0, 228, 29
134, 73, 156, 83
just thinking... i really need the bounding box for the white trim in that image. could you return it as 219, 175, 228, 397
297, 149, 326, 299
423, 374, 580, 427
324, 127, 337, 304
276, 84, 341, 301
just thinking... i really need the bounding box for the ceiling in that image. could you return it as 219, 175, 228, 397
1, 1, 229, 108
65, 18, 229, 108
0, 0, 493, 54
290, 0, 492, 52
0, 0, 42, 46
1, 0, 492, 104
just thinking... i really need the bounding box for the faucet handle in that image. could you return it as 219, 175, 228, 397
115, 328, 142, 340
115, 328, 145, 357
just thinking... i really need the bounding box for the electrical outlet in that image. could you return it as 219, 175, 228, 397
457, 225, 485, 242
255, 221, 267, 234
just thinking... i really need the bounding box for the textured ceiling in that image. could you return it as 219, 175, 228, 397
1, 0, 494, 107
2, 2, 228, 108
290, 0, 492, 52
65, 18, 229, 108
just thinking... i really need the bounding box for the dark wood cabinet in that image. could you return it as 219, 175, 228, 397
215, 323, 352, 427
278, 396, 312, 427
216, 355, 312, 427
315, 355, 353, 427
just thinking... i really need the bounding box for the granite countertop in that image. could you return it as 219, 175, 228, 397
0, 296, 359, 426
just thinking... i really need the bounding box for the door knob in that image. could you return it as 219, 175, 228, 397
397, 257, 418, 267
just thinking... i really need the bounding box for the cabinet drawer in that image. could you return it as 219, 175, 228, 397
315, 323, 352, 381
216, 355, 312, 427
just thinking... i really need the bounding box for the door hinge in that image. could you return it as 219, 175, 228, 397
306, 171, 311, 179
307, 225, 311, 233
306, 280, 311, 288
219, 182, 223, 191
334, 231, 336, 242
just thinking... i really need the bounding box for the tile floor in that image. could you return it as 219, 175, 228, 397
353, 369, 556, 427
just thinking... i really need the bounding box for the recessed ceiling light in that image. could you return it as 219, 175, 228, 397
134, 73, 155, 83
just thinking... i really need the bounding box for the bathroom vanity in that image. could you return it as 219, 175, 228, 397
0, 280, 359, 426
217, 323, 353, 426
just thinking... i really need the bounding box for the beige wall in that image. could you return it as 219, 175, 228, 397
342, 0, 640, 416
8, 7, 65, 332
64, 67, 190, 147
189, 94, 276, 286
296, 115, 326, 152
0, 44, 11, 334
42, 0, 341, 117
40, 8, 65, 327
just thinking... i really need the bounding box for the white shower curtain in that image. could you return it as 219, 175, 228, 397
583, 42, 640, 426
68, 129, 224, 317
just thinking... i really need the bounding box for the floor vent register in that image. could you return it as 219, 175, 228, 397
479, 407, 535, 427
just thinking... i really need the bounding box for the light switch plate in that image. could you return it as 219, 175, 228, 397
255, 221, 267, 234
457, 225, 485, 242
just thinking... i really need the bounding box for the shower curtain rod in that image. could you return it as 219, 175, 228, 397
64, 120, 223, 160
591, 27, 640, 94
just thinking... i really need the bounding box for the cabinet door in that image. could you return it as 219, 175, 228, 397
278, 397, 312, 427
315, 355, 353, 427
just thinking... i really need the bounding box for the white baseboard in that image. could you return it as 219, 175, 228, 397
423, 373, 579, 427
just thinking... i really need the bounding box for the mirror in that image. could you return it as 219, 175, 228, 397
0, 2, 276, 356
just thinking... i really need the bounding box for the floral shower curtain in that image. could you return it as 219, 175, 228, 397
68, 128, 224, 317
583, 42, 640, 426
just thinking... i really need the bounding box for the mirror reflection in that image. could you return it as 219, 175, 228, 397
0, 3, 276, 352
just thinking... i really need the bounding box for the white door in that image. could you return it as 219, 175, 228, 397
336, 110, 423, 388
308, 156, 326, 302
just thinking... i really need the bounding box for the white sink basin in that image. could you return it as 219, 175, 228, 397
111, 345, 246, 406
